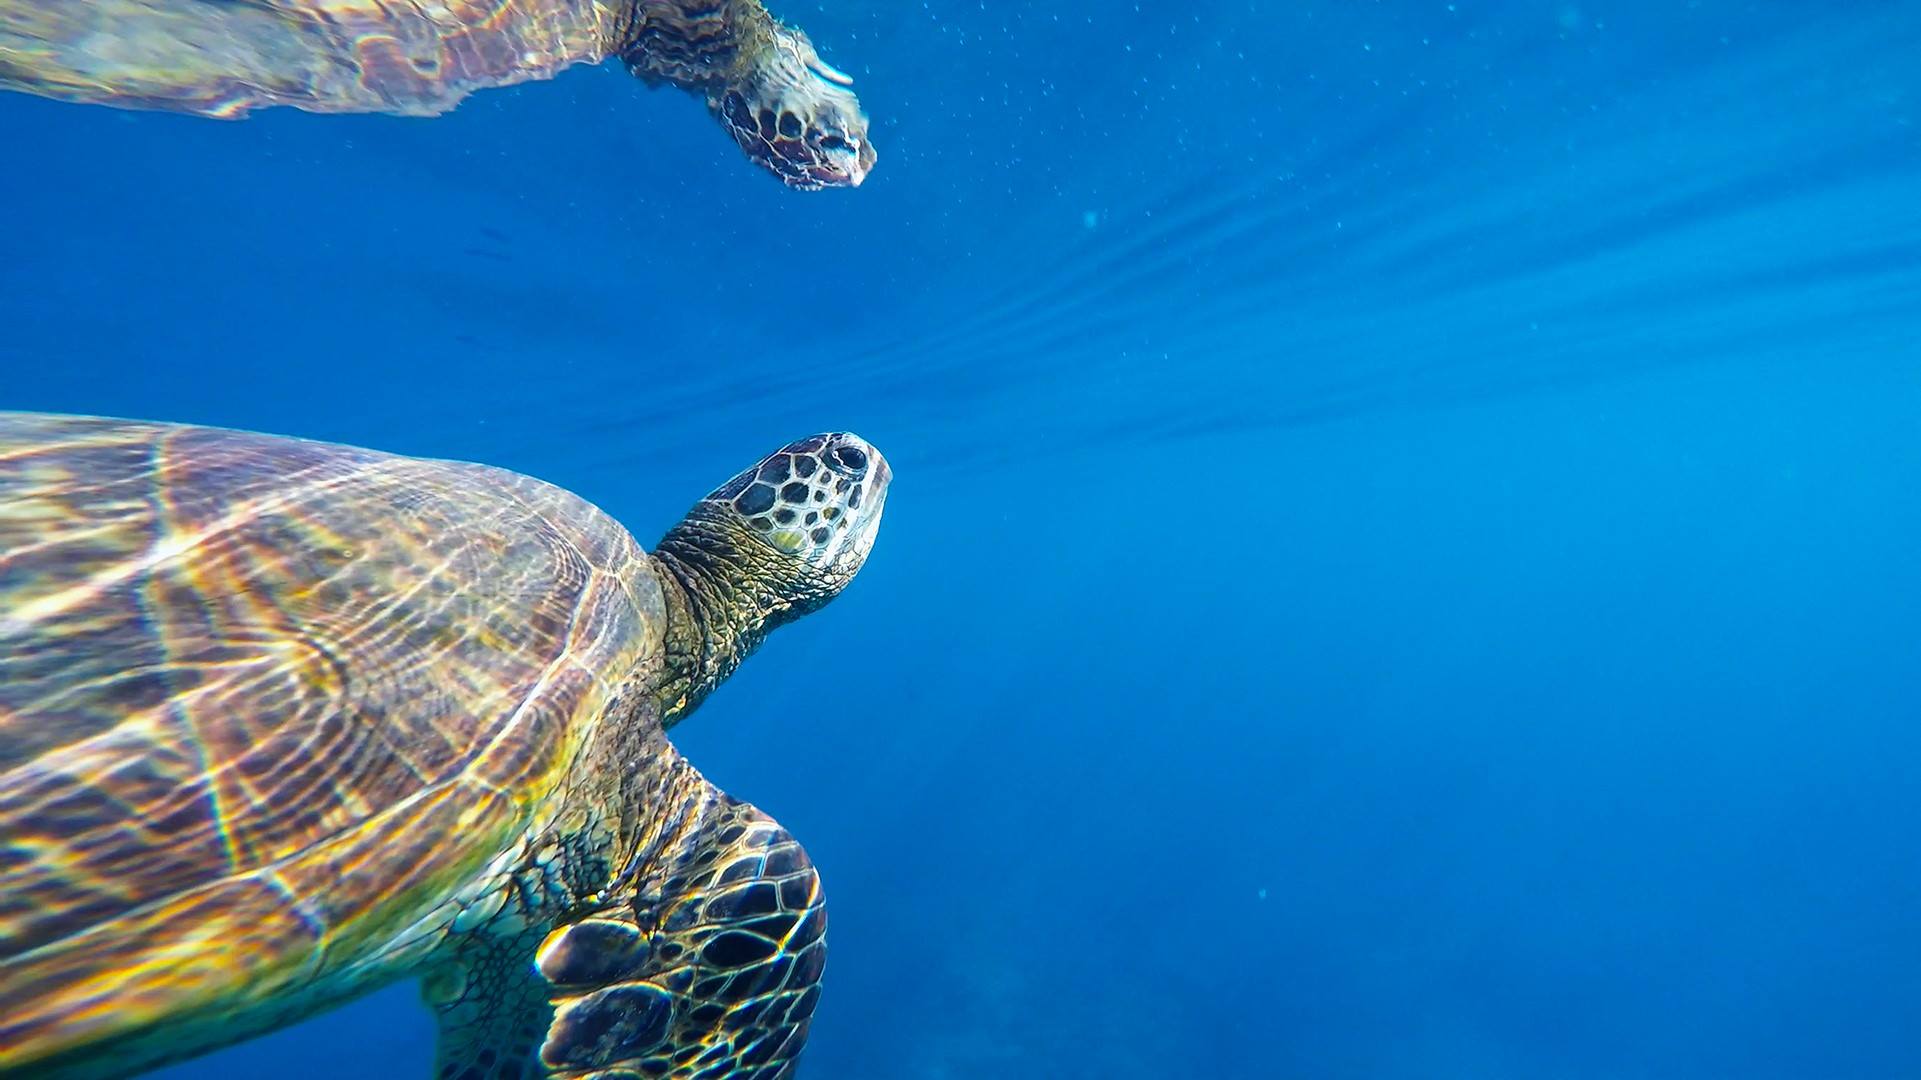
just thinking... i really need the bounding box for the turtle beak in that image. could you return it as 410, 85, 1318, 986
815, 433, 887, 572
814, 126, 876, 188
850, 446, 889, 558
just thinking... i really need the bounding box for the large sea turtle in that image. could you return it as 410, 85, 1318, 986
0, 0, 875, 189
0, 412, 890, 1078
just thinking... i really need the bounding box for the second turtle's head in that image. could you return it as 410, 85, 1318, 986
713, 24, 876, 189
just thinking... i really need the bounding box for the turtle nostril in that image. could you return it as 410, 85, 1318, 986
831, 444, 868, 473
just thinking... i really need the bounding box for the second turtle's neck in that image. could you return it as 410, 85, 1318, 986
600, 0, 778, 91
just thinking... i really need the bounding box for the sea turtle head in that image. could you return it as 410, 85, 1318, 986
655, 433, 889, 712
713, 24, 876, 190
703, 432, 889, 592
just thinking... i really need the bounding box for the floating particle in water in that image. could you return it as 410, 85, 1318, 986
1082, 210, 1100, 229
1256, 888, 1268, 901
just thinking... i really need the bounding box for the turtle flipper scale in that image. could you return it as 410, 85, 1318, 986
431, 774, 825, 1080
540, 789, 825, 1080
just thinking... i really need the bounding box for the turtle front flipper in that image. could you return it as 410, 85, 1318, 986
430, 772, 826, 1080
539, 781, 826, 1079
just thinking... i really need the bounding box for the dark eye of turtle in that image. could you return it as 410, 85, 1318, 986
831, 445, 867, 473
818, 134, 850, 152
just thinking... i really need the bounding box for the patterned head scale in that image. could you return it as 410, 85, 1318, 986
709, 433, 888, 584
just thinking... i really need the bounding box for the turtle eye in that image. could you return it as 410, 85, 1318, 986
830, 445, 867, 474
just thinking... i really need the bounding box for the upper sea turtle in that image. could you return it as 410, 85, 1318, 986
0, 0, 875, 189
0, 411, 890, 1077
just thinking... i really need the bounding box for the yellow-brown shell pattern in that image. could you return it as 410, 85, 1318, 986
0, 412, 660, 1070
0, 0, 610, 118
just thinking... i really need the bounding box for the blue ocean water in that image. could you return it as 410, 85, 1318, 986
3, 1, 1919, 1076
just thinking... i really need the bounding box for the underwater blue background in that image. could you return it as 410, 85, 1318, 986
4, 0, 1920, 1076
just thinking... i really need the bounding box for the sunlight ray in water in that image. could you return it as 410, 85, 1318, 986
485, 2, 1919, 479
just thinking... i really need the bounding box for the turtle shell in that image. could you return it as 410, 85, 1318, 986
0, 0, 607, 118
0, 413, 665, 1067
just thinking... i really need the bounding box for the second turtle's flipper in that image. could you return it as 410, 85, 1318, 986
533, 780, 826, 1079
